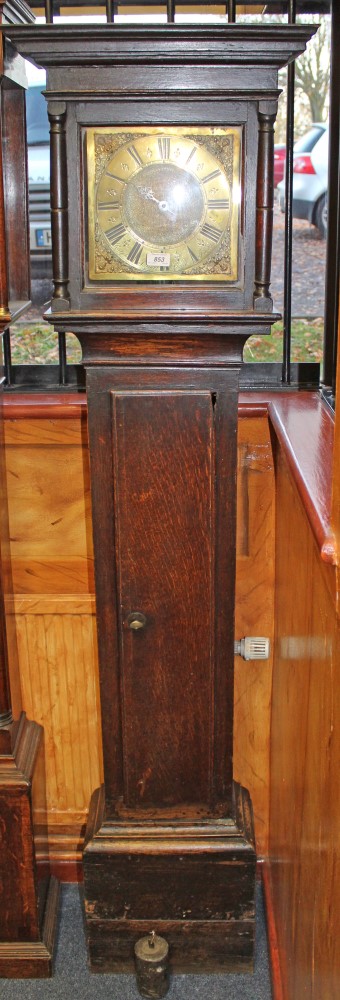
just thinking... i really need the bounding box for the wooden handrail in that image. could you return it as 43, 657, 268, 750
3, 389, 336, 567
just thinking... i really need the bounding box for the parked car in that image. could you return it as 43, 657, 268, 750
277, 124, 328, 239
26, 68, 52, 279
274, 143, 286, 187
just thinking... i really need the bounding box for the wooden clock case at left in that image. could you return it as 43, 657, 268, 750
2, 19, 315, 984
0, 0, 60, 978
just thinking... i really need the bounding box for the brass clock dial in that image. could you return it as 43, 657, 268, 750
86, 126, 242, 282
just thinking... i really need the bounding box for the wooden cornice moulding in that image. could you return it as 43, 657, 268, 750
0, 24, 315, 74
0, 0, 34, 26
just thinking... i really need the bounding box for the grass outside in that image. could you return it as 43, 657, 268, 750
10, 323, 82, 364
244, 317, 323, 364
9, 317, 324, 366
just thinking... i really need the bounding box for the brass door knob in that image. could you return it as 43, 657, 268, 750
127, 612, 147, 631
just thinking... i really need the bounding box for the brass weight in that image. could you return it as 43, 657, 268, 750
134, 931, 169, 998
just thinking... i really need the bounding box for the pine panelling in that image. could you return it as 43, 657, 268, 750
0, 392, 22, 718
269, 449, 340, 1000
3, 403, 275, 867
234, 415, 275, 857
4, 411, 102, 871
8, 600, 103, 866
4, 414, 94, 594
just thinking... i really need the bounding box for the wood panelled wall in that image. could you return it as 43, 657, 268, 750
2, 399, 275, 871
267, 445, 340, 1000
3, 404, 102, 873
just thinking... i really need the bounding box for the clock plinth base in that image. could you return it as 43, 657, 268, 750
0, 877, 60, 979
0, 715, 60, 978
83, 783, 256, 976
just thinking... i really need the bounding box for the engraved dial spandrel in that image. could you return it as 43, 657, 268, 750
86, 126, 242, 282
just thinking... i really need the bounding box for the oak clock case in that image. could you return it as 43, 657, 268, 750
86, 125, 241, 283
0, 20, 316, 985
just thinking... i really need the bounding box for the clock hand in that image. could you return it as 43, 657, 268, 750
136, 185, 176, 218
139, 186, 159, 204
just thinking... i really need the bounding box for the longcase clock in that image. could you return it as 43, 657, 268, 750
3, 20, 315, 984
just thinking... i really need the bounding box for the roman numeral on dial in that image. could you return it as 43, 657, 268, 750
207, 199, 230, 209
187, 246, 199, 263
185, 146, 197, 165
98, 201, 120, 210
106, 171, 127, 184
128, 145, 144, 168
158, 137, 171, 160
105, 223, 127, 245
127, 241, 144, 264
200, 223, 222, 243
202, 170, 221, 184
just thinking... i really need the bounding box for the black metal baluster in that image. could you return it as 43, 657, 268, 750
227, 0, 236, 22
167, 0, 175, 23
45, 0, 53, 24
282, 0, 296, 386
3, 329, 12, 387
58, 331, 67, 387
323, 0, 339, 399
106, 0, 115, 23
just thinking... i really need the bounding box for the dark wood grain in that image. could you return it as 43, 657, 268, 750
48, 101, 69, 308
85, 919, 255, 975
111, 390, 214, 809
83, 353, 255, 969
0, 103, 9, 323
0, 373, 12, 724
0, 875, 60, 978
1, 82, 30, 307
84, 782, 256, 973
0, 35, 31, 328
0, 567, 12, 725
254, 103, 276, 310
82, 374, 254, 949
86, 851, 255, 922
1, 24, 316, 70
85, 363, 242, 819
0, 715, 60, 977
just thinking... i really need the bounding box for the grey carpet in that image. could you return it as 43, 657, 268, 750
0, 883, 272, 999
